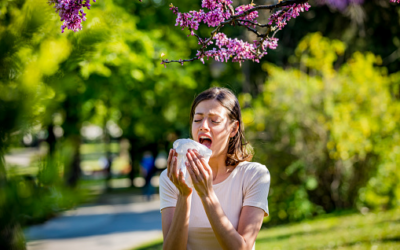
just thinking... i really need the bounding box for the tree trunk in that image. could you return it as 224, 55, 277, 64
104, 127, 113, 189
66, 135, 81, 187
128, 137, 141, 187
62, 96, 82, 188
47, 124, 57, 157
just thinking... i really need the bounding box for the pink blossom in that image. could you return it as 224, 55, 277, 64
262, 38, 279, 50
235, 4, 258, 27
202, 0, 233, 10
196, 32, 279, 64
172, 1, 232, 32
268, 3, 311, 30
49, 0, 96, 33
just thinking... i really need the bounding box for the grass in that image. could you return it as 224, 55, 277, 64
132, 208, 400, 250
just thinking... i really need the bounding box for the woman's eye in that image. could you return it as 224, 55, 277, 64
193, 119, 220, 123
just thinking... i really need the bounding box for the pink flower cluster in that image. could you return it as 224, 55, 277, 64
49, 0, 96, 33
196, 33, 279, 64
235, 4, 258, 27
171, 0, 233, 31
167, 1, 311, 65
202, 0, 233, 10
390, 0, 400, 3
268, 3, 311, 30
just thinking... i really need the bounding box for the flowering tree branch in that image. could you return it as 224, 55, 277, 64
161, 0, 400, 66
161, 0, 311, 67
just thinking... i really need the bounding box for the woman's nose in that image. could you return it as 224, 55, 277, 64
199, 119, 210, 131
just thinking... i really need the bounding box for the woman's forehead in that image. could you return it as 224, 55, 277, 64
194, 99, 227, 116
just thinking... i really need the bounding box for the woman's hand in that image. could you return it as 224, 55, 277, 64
185, 149, 214, 198
167, 149, 192, 197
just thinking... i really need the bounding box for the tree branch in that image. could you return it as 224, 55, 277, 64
163, 0, 310, 65
237, 19, 270, 28
236, 22, 264, 37
232, 0, 309, 19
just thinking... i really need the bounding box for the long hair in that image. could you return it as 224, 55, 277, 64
189, 87, 253, 166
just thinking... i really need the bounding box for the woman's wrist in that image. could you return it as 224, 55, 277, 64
178, 192, 192, 200
199, 189, 216, 203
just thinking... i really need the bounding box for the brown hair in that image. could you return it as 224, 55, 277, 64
189, 87, 253, 166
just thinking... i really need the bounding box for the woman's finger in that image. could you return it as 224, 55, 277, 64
194, 150, 212, 175
167, 149, 173, 179
187, 150, 200, 177
171, 156, 179, 183
186, 161, 199, 183
179, 170, 193, 196
179, 170, 189, 187
191, 150, 208, 179
169, 149, 177, 179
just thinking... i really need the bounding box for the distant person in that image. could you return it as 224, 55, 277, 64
160, 87, 271, 249
140, 151, 156, 200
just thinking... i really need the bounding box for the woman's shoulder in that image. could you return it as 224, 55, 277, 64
235, 161, 269, 175
159, 169, 173, 187
159, 168, 168, 181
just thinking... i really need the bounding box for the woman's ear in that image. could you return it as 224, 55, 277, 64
230, 121, 239, 138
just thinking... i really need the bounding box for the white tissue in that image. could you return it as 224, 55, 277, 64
173, 138, 212, 187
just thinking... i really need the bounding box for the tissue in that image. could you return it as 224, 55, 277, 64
173, 138, 212, 187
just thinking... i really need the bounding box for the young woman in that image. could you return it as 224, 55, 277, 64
160, 87, 270, 250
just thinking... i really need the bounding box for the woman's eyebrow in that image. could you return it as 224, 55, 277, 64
194, 112, 221, 117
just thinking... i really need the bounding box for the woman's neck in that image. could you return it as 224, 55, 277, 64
208, 155, 232, 181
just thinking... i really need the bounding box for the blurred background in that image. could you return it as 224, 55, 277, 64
1, 0, 399, 249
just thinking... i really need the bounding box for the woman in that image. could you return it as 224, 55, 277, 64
160, 87, 270, 250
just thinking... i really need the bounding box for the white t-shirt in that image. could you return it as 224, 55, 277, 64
159, 161, 271, 250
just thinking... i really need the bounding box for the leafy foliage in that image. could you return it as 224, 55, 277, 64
242, 33, 400, 224
0, 0, 215, 248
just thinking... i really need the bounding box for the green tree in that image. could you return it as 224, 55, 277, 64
243, 33, 400, 224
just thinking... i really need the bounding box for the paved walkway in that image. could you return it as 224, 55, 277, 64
24, 195, 162, 250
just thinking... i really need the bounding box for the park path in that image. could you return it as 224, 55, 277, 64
24, 195, 162, 250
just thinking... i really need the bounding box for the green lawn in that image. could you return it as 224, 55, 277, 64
133, 208, 400, 250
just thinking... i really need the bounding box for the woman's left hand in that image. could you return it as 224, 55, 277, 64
185, 149, 213, 198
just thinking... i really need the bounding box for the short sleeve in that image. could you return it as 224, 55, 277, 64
242, 163, 271, 216
159, 169, 179, 212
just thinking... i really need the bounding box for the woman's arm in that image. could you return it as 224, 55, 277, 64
202, 193, 265, 250
162, 195, 191, 250
186, 149, 265, 250
162, 150, 192, 250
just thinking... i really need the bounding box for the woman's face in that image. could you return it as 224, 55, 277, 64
192, 99, 237, 158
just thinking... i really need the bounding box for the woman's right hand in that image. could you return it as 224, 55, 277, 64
167, 149, 192, 197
